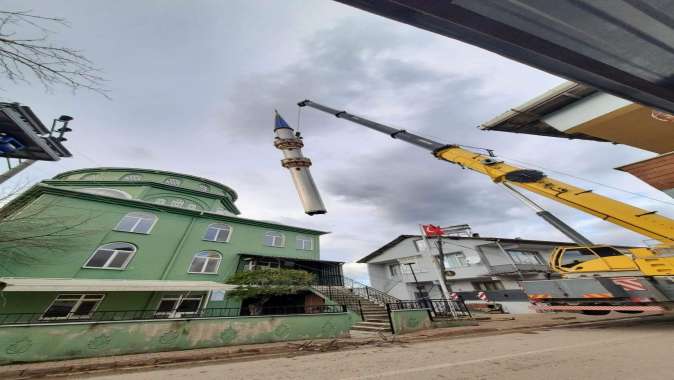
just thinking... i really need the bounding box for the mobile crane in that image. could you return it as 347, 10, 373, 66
298, 99, 674, 314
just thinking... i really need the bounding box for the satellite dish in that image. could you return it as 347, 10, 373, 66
466, 256, 482, 265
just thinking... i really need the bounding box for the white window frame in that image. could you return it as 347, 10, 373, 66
121, 174, 142, 181
203, 223, 232, 243
414, 239, 429, 251
154, 294, 204, 318
198, 184, 210, 192
170, 199, 185, 208
443, 251, 468, 269
388, 263, 401, 278
507, 250, 544, 265
264, 231, 286, 248
80, 173, 99, 181
164, 178, 182, 186
188, 251, 222, 274
83, 242, 137, 270
41, 294, 105, 320
296, 235, 314, 251
154, 198, 166, 205
114, 212, 158, 234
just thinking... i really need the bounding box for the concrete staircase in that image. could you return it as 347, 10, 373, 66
313, 282, 398, 333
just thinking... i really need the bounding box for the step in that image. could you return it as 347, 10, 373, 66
350, 325, 391, 332
363, 318, 389, 323
356, 321, 390, 327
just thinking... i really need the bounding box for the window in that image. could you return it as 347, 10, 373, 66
80, 173, 99, 181
155, 294, 203, 318
507, 250, 543, 265
203, 223, 232, 242
114, 212, 157, 234
42, 294, 104, 320
79, 188, 132, 199
186, 203, 200, 210
414, 239, 429, 251
170, 199, 185, 208
164, 178, 182, 186
154, 198, 166, 205
296, 235, 313, 250
559, 248, 598, 268
198, 184, 210, 192
472, 281, 504, 292
188, 251, 222, 274
264, 231, 285, 247
121, 174, 142, 181
388, 263, 401, 278
84, 242, 136, 269
244, 258, 281, 271
444, 252, 468, 268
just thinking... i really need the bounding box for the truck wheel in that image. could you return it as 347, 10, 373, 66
581, 309, 610, 316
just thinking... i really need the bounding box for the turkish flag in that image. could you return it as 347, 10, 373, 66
422, 224, 443, 237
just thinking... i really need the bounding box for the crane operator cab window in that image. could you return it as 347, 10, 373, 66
558, 248, 599, 269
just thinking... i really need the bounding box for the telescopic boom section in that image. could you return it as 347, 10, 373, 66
298, 99, 674, 245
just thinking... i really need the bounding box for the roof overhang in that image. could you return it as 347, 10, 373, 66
0, 278, 238, 292
481, 81, 674, 154
335, 0, 674, 114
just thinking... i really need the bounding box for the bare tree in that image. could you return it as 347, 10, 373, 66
0, 9, 107, 96
0, 193, 103, 274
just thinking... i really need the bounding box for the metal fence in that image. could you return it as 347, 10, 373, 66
386, 299, 472, 321
0, 304, 347, 326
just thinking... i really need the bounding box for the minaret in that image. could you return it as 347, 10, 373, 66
273, 111, 327, 215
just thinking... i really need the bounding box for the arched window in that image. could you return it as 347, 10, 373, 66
188, 251, 221, 274
79, 188, 132, 199
164, 178, 182, 186
84, 242, 136, 269
264, 231, 285, 247
121, 173, 143, 181
115, 212, 157, 234
80, 173, 99, 181
203, 223, 232, 243
198, 184, 210, 192
170, 199, 185, 208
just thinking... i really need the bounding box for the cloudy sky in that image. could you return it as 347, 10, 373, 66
4, 1, 674, 282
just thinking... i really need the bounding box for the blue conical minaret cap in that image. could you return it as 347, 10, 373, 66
274, 110, 293, 131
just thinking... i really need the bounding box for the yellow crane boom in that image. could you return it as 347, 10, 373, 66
298, 100, 674, 246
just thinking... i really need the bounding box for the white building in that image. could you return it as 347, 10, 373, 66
358, 234, 581, 314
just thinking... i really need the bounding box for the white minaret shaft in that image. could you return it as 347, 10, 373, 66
273, 112, 327, 215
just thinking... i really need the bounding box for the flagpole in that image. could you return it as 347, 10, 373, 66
419, 224, 452, 301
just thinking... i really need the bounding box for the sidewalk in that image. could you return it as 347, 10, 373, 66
0, 312, 663, 379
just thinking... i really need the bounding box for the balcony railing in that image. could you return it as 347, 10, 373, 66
0, 304, 347, 326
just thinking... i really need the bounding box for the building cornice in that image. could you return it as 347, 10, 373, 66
9, 184, 328, 236
52, 167, 238, 202
42, 180, 240, 214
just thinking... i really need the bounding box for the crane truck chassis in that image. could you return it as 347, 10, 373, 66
297, 99, 674, 315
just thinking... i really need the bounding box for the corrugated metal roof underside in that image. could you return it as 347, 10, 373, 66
335, 0, 674, 114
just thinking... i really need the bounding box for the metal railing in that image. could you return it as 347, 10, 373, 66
0, 304, 347, 326
386, 299, 472, 321
342, 276, 400, 305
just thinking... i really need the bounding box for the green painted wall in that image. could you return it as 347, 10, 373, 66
390, 309, 432, 335
0, 167, 326, 317
0, 313, 351, 363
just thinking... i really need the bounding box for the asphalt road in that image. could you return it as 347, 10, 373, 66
86, 316, 674, 380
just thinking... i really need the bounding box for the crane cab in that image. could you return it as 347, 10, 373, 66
549, 245, 640, 275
